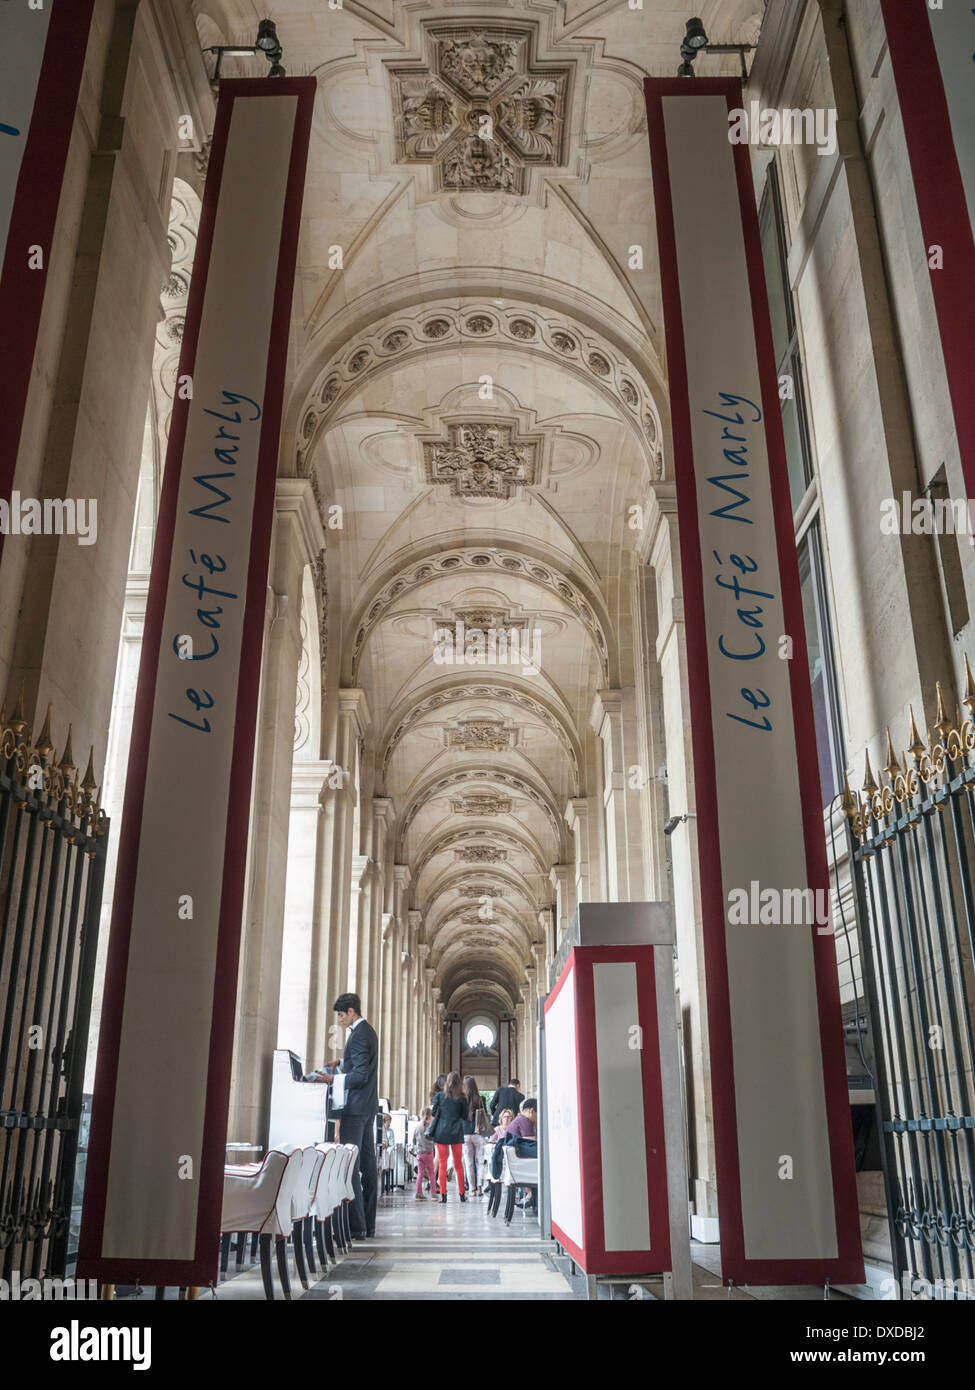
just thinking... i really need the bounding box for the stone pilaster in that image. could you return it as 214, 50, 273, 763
230, 481, 326, 1144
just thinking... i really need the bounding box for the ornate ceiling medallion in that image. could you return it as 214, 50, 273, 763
444, 719, 516, 752
450, 793, 512, 816
422, 420, 539, 500
390, 25, 570, 195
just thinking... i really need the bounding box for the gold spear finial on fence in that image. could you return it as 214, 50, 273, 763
934, 681, 952, 742
10, 682, 26, 735
81, 747, 97, 797
35, 704, 54, 762
862, 748, 878, 795
884, 727, 899, 781
964, 654, 975, 716
59, 725, 75, 775
907, 706, 925, 762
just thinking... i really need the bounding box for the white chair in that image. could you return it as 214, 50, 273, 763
289, 1146, 325, 1290
221, 1145, 306, 1299
500, 1146, 538, 1225
338, 1143, 359, 1245
312, 1143, 343, 1265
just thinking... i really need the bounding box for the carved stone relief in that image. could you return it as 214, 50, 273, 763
444, 719, 516, 752
423, 421, 538, 500
390, 24, 569, 194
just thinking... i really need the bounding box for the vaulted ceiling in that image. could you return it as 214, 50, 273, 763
195, 0, 764, 1022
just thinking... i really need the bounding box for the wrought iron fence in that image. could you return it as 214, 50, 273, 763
0, 692, 107, 1282
845, 662, 975, 1299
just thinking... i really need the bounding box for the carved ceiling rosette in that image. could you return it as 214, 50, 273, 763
455, 846, 507, 863
450, 794, 512, 816
389, 23, 570, 195
444, 719, 516, 752
423, 421, 538, 500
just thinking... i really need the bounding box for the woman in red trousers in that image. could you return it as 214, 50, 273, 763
428, 1071, 468, 1203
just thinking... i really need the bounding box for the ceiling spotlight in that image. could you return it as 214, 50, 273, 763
206, 19, 285, 83
684, 17, 709, 51
677, 59, 696, 78
256, 20, 281, 56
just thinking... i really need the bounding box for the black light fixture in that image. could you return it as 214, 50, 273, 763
205, 18, 286, 84
255, 19, 285, 76
677, 16, 709, 78
684, 16, 709, 51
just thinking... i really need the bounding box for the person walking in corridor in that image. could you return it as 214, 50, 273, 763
462, 1076, 489, 1197
490, 1077, 524, 1125
412, 1106, 436, 1199
428, 1071, 467, 1204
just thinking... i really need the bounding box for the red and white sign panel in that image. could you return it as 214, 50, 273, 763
0, 0, 95, 552
645, 78, 862, 1285
882, 1, 975, 496
79, 78, 315, 1287
545, 946, 670, 1276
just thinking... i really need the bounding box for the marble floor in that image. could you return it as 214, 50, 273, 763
214, 1185, 588, 1301
201, 1187, 860, 1303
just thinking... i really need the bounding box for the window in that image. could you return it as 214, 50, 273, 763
759, 169, 814, 512
466, 1024, 495, 1049
760, 163, 845, 807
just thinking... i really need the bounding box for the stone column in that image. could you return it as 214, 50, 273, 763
565, 798, 592, 905
387, 866, 410, 1102
321, 688, 370, 1019
230, 480, 324, 1144
532, 941, 548, 999
410, 968, 423, 1112
379, 912, 396, 1100
278, 759, 334, 1059
522, 975, 536, 1090
402, 910, 421, 1105
348, 853, 372, 999
370, 798, 394, 1023
590, 689, 647, 902
548, 863, 574, 943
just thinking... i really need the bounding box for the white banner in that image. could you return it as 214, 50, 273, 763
646, 78, 862, 1285
79, 79, 315, 1287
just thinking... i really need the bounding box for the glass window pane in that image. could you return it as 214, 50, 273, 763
781, 382, 809, 512
760, 198, 790, 366
798, 534, 839, 806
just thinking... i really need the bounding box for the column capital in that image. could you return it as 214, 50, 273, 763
290, 759, 334, 806
382, 911, 395, 944
350, 853, 372, 888
590, 687, 623, 733
417, 942, 431, 964
564, 799, 588, 831
636, 481, 679, 563
337, 687, 371, 736
373, 796, 395, 826
275, 477, 326, 564
409, 909, 422, 931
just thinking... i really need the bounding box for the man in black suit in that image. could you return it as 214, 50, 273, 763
322, 992, 379, 1238
490, 1077, 525, 1125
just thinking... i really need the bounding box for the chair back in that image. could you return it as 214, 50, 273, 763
291, 1145, 324, 1222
